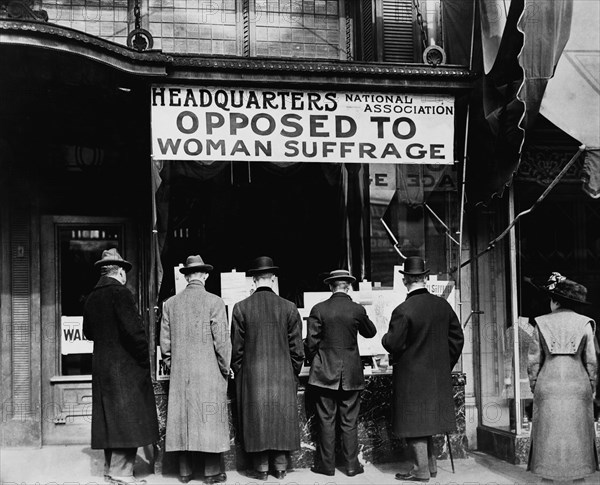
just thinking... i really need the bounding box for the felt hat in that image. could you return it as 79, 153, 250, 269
94, 248, 132, 272
542, 272, 589, 304
323, 269, 356, 284
398, 256, 430, 276
247, 256, 279, 276
179, 254, 214, 274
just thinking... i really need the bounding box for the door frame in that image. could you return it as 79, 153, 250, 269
40, 215, 137, 445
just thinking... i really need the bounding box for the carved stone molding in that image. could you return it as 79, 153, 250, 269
516, 147, 584, 186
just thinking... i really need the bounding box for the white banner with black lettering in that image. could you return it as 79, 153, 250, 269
151, 86, 454, 164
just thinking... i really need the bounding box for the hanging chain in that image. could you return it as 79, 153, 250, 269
413, 0, 429, 52
134, 0, 141, 30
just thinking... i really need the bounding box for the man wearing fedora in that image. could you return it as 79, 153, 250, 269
305, 269, 377, 477
230, 256, 304, 481
382, 256, 464, 482
83, 249, 159, 485
160, 255, 230, 484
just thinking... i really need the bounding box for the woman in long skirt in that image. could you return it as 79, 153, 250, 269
527, 272, 598, 482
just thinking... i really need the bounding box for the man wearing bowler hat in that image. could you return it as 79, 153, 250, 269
305, 269, 377, 477
160, 255, 230, 484
83, 248, 159, 485
230, 256, 304, 481
382, 256, 464, 482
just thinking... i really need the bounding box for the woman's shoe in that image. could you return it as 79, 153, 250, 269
179, 475, 192, 484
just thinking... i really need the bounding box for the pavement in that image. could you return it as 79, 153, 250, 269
1, 446, 600, 485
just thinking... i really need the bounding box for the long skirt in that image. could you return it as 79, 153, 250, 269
528, 353, 598, 480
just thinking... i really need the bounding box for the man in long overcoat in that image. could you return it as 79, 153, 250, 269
230, 256, 304, 481
83, 248, 159, 485
305, 269, 377, 477
160, 255, 231, 484
382, 257, 464, 482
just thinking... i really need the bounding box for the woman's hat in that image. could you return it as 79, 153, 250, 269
398, 256, 430, 276
94, 248, 132, 272
323, 269, 356, 284
247, 256, 279, 276
179, 255, 214, 274
542, 272, 589, 304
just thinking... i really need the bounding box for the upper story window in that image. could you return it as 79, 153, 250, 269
32, 0, 464, 64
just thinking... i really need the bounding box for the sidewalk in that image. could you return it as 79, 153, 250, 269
1, 445, 599, 485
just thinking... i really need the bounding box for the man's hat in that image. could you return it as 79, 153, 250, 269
247, 256, 279, 276
94, 248, 132, 273
398, 256, 430, 276
179, 255, 214, 274
323, 269, 356, 284
541, 272, 589, 304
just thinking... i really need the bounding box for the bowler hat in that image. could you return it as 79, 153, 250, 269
542, 272, 589, 304
323, 269, 356, 284
179, 254, 214, 274
398, 256, 430, 276
247, 256, 279, 276
94, 248, 132, 272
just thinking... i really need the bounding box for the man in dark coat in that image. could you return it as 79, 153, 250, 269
160, 255, 230, 484
230, 256, 304, 481
382, 257, 464, 482
305, 269, 377, 477
83, 248, 159, 485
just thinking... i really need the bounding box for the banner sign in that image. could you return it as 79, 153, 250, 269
61, 316, 93, 355
151, 86, 455, 164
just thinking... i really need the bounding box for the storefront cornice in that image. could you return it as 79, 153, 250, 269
0, 19, 167, 77
0, 20, 475, 89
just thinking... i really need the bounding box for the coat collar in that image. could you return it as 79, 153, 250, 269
330, 292, 351, 300
186, 280, 205, 289
406, 287, 429, 299
94, 275, 123, 289
254, 286, 274, 293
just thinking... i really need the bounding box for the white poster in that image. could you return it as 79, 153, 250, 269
151, 86, 454, 164
61, 316, 93, 355
156, 346, 170, 381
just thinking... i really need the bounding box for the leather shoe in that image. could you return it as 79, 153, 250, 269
431, 472, 437, 478
346, 464, 364, 477
178, 476, 192, 484
270, 470, 286, 479
246, 469, 268, 481
310, 466, 335, 476
203, 472, 227, 484
394, 472, 429, 482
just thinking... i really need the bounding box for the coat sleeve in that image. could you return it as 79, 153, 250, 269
83, 306, 93, 341
114, 286, 150, 368
230, 303, 245, 376
211, 298, 232, 379
288, 305, 305, 376
304, 305, 322, 364
582, 321, 598, 395
357, 305, 377, 339
382, 306, 409, 357
159, 300, 171, 370
448, 308, 464, 368
527, 325, 544, 393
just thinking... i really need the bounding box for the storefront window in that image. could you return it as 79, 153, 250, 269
58, 225, 123, 375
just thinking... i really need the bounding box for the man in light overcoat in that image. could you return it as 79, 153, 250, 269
230, 256, 304, 481
382, 256, 464, 482
305, 269, 377, 477
83, 248, 159, 485
160, 255, 231, 484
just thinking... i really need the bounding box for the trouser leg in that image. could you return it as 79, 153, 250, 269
315, 388, 337, 471
252, 451, 269, 472
338, 390, 361, 470
270, 451, 288, 471
427, 436, 437, 476
179, 451, 193, 478
104, 449, 112, 477
406, 437, 430, 479
202, 452, 222, 477
108, 448, 137, 478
